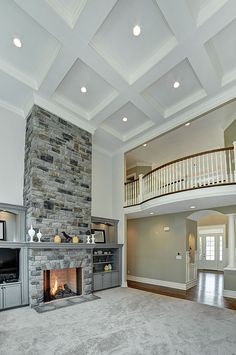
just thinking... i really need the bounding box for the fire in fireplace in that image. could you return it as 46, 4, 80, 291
43, 268, 82, 302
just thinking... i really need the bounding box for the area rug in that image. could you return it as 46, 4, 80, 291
0, 287, 236, 355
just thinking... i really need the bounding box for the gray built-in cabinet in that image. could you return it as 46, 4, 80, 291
92, 245, 122, 291
0, 203, 28, 310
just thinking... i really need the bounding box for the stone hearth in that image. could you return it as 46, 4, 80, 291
29, 247, 92, 307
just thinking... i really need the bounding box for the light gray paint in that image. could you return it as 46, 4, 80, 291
127, 212, 190, 284
224, 270, 236, 291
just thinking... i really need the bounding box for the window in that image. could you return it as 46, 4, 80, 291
205, 236, 215, 261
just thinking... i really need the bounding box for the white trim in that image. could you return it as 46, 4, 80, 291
127, 275, 187, 290
186, 279, 197, 290
0, 98, 25, 117
224, 267, 236, 271
92, 144, 113, 157
34, 94, 96, 134
223, 290, 236, 299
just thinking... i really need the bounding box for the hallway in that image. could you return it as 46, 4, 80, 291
128, 271, 236, 310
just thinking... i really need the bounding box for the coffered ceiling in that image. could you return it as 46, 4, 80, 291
1, 0, 236, 154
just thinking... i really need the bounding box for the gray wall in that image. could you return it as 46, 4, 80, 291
224, 118, 236, 147
224, 270, 236, 291
23, 105, 92, 240
127, 212, 190, 284
186, 219, 197, 263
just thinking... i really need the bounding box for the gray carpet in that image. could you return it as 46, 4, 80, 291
0, 287, 236, 355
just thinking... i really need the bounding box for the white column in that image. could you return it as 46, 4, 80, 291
233, 141, 236, 181
227, 214, 235, 268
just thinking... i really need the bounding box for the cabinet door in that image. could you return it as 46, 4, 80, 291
93, 274, 103, 291
103, 272, 112, 289
0, 287, 3, 309
111, 271, 119, 287
3, 283, 22, 309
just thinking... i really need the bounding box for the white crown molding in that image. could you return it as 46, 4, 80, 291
222, 68, 236, 88
46, 0, 87, 29
0, 98, 25, 117
129, 36, 178, 85
37, 42, 61, 90
197, 0, 228, 27
92, 143, 113, 158
127, 275, 187, 290
223, 289, 236, 299
117, 83, 236, 155
123, 120, 155, 141
101, 124, 123, 141
89, 90, 118, 120
0, 58, 37, 90
33, 94, 96, 134
164, 89, 207, 118
53, 93, 89, 120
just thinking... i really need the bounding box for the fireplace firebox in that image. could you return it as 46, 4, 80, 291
43, 268, 82, 302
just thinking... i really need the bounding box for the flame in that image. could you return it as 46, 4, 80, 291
50, 276, 65, 296
51, 277, 58, 296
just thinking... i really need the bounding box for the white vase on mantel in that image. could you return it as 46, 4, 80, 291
28, 225, 35, 242
91, 234, 95, 244
37, 229, 42, 243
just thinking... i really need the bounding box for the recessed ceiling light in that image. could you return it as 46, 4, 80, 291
150, 212, 154, 215
173, 81, 180, 89
143, 143, 147, 147
185, 122, 190, 126
13, 37, 22, 48
81, 86, 87, 93
190, 206, 196, 209
122, 117, 128, 122
133, 25, 141, 37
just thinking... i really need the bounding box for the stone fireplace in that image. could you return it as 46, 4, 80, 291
29, 247, 92, 306
24, 105, 93, 307
43, 267, 82, 302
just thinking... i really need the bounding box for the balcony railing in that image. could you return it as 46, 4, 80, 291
124, 145, 236, 207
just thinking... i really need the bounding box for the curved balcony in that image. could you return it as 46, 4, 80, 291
124, 145, 236, 208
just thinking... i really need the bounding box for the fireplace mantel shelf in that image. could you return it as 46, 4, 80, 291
0, 241, 123, 249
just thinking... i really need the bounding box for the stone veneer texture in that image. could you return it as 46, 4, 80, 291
24, 105, 92, 240
29, 248, 92, 306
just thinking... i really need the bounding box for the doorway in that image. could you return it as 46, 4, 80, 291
198, 226, 226, 271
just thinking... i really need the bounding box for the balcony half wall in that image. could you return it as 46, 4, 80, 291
124, 146, 236, 217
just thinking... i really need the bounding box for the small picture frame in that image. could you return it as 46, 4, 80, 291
91, 229, 106, 243
0, 221, 6, 241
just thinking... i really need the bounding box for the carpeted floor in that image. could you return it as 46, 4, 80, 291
0, 287, 236, 355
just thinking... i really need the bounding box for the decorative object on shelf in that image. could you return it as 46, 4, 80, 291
94, 251, 98, 255
28, 224, 35, 242
0, 220, 6, 241
86, 235, 91, 244
108, 264, 112, 271
104, 264, 109, 272
72, 236, 79, 244
62, 231, 72, 243
97, 250, 103, 255
37, 229, 42, 242
54, 235, 61, 244
91, 234, 95, 244
91, 229, 106, 243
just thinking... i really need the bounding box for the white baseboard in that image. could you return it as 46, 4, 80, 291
223, 289, 236, 299
127, 275, 187, 290
186, 279, 197, 290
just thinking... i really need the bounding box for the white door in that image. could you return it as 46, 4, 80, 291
198, 227, 225, 271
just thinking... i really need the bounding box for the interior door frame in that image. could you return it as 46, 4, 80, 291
197, 225, 226, 271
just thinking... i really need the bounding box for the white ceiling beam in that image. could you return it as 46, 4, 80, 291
156, 0, 196, 42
